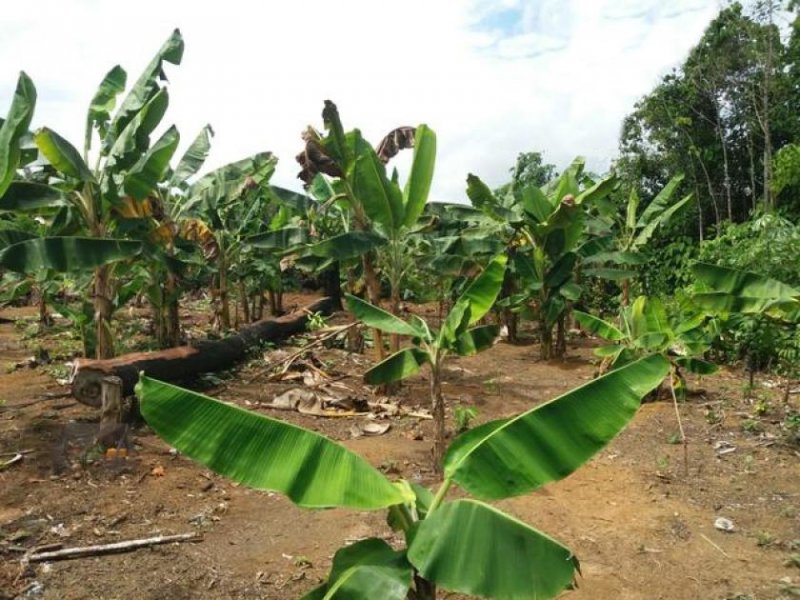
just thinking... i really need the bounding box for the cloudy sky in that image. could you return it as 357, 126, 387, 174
1, 0, 722, 202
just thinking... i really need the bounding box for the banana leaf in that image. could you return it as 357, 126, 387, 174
310, 231, 386, 260
407, 499, 577, 600
171, 124, 213, 187
345, 294, 426, 337
364, 347, 429, 386
85, 65, 126, 154
573, 311, 624, 341
0, 182, 67, 210
0, 237, 142, 273
402, 124, 436, 228
443, 354, 670, 499
304, 538, 412, 600
692, 262, 800, 301
137, 376, 406, 509
0, 72, 36, 196
124, 125, 180, 199
34, 127, 93, 182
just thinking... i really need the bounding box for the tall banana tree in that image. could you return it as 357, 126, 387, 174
468, 158, 617, 359
137, 352, 669, 599
583, 174, 693, 305
297, 101, 436, 358
0, 31, 184, 357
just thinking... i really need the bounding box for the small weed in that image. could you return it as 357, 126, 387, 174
3, 362, 15, 374
782, 506, 798, 519
778, 579, 800, 597
666, 432, 682, 445
482, 378, 499, 393
293, 555, 312, 568
454, 406, 478, 433
742, 419, 762, 434
753, 398, 769, 416
785, 554, 800, 569
656, 455, 670, 471
306, 311, 328, 332
743, 454, 756, 474
704, 408, 723, 425
44, 363, 72, 381
725, 595, 754, 600
756, 530, 776, 547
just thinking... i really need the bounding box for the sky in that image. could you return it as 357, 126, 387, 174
0, 0, 723, 203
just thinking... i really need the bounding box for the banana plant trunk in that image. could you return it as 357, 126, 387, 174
239, 280, 251, 323
540, 319, 553, 361
362, 252, 386, 361
219, 263, 230, 330
165, 272, 181, 347
94, 264, 115, 359
430, 361, 445, 476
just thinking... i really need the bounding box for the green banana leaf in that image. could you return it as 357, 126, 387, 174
310, 231, 386, 260
34, 127, 93, 182
573, 311, 624, 341
171, 124, 213, 187
634, 193, 692, 248
625, 188, 639, 231
583, 267, 636, 281
0, 237, 142, 273
466, 174, 518, 222
106, 89, 170, 172
674, 356, 718, 375
455, 254, 508, 326
402, 124, 436, 228
364, 348, 429, 385
443, 354, 670, 499
0, 72, 36, 196
352, 147, 403, 232
124, 125, 180, 199
247, 226, 309, 251
692, 262, 800, 301
345, 294, 426, 337
407, 499, 577, 600
137, 376, 406, 509
0, 182, 67, 210
0, 228, 35, 248
635, 173, 684, 231
85, 65, 127, 154
106, 29, 183, 150
454, 324, 500, 356
521, 185, 551, 222
303, 538, 412, 600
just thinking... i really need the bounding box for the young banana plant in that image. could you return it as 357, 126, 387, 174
345, 254, 507, 472
137, 347, 669, 600
574, 295, 718, 472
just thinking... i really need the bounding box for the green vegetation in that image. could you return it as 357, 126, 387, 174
3, 4, 800, 598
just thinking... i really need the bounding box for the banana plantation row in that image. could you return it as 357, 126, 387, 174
2, 30, 799, 600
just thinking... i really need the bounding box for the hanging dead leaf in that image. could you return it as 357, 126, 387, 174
376, 126, 415, 164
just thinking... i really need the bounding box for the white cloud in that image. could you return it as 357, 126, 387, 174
0, 0, 721, 203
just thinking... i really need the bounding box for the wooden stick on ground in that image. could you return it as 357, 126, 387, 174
26, 533, 202, 563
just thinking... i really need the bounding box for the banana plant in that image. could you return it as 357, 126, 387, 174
582, 174, 693, 305
137, 351, 669, 599
297, 102, 436, 358
0, 72, 37, 197
346, 254, 507, 472
468, 158, 618, 359
0, 31, 184, 357
575, 295, 718, 471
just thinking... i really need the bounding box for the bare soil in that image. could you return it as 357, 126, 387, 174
1, 295, 799, 599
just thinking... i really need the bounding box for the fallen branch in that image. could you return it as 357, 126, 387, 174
247, 322, 359, 383
26, 532, 201, 563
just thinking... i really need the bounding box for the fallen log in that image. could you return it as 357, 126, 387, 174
71, 296, 336, 406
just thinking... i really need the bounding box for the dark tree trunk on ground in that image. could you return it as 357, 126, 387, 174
72, 297, 337, 406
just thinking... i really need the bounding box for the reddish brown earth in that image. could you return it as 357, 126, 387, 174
1, 296, 799, 599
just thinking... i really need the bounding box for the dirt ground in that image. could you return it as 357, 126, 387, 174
1, 294, 799, 599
